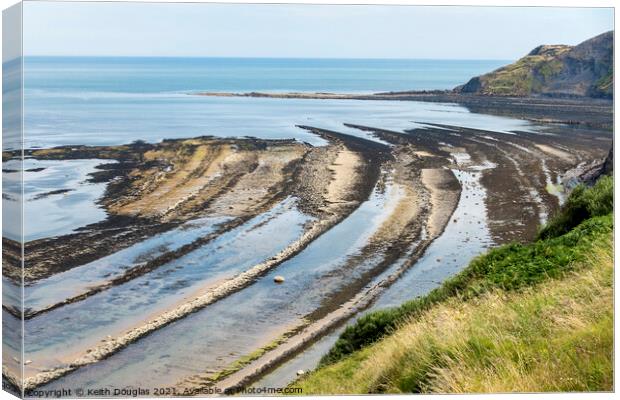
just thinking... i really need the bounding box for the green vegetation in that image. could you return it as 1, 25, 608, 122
458, 31, 613, 98
538, 176, 613, 239
296, 177, 613, 393
463, 45, 570, 96
593, 69, 614, 98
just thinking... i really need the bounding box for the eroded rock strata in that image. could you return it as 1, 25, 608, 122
2, 111, 611, 391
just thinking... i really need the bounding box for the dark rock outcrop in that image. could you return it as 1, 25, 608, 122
601, 147, 613, 176
562, 146, 613, 189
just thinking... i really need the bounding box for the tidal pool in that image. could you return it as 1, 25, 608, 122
24, 216, 231, 314
256, 159, 494, 388
24, 198, 310, 372
40, 183, 404, 390
2, 158, 112, 242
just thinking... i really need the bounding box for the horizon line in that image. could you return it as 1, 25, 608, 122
23, 55, 514, 61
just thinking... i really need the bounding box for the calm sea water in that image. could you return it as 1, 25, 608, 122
7, 56, 541, 241
20, 56, 539, 150
25, 56, 508, 94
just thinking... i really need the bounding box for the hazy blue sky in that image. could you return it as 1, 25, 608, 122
23, 2, 613, 59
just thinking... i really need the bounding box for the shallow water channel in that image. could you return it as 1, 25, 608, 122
22, 198, 310, 374
256, 158, 494, 389
23, 215, 231, 314
40, 182, 404, 389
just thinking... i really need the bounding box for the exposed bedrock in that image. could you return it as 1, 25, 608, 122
4, 138, 313, 284
186, 120, 610, 392
6, 133, 392, 318
19, 130, 396, 389
4, 112, 610, 391
175, 127, 463, 393
345, 122, 609, 243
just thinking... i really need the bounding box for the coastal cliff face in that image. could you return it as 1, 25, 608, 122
457, 31, 613, 98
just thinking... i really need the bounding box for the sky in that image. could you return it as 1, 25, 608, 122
3, 3, 21, 61
22, 2, 614, 59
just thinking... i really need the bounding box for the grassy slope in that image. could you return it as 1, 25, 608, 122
476, 46, 570, 96
458, 31, 613, 98
296, 177, 613, 394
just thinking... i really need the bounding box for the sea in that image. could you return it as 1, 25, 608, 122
5, 56, 540, 241
25, 57, 506, 94
17, 56, 536, 149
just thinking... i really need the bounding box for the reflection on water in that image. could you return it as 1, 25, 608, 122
255, 325, 346, 390
41, 183, 403, 389
14, 56, 547, 392
2, 309, 23, 381
23, 216, 231, 313
24, 198, 310, 369
25, 93, 538, 149
3, 158, 112, 242
257, 162, 493, 388
3, 4, 24, 387
371, 168, 492, 309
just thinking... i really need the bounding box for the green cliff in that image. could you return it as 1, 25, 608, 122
457, 31, 613, 98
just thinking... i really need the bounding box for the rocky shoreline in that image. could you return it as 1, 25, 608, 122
13, 129, 394, 389
195, 91, 613, 128
166, 111, 612, 392
3, 93, 612, 393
